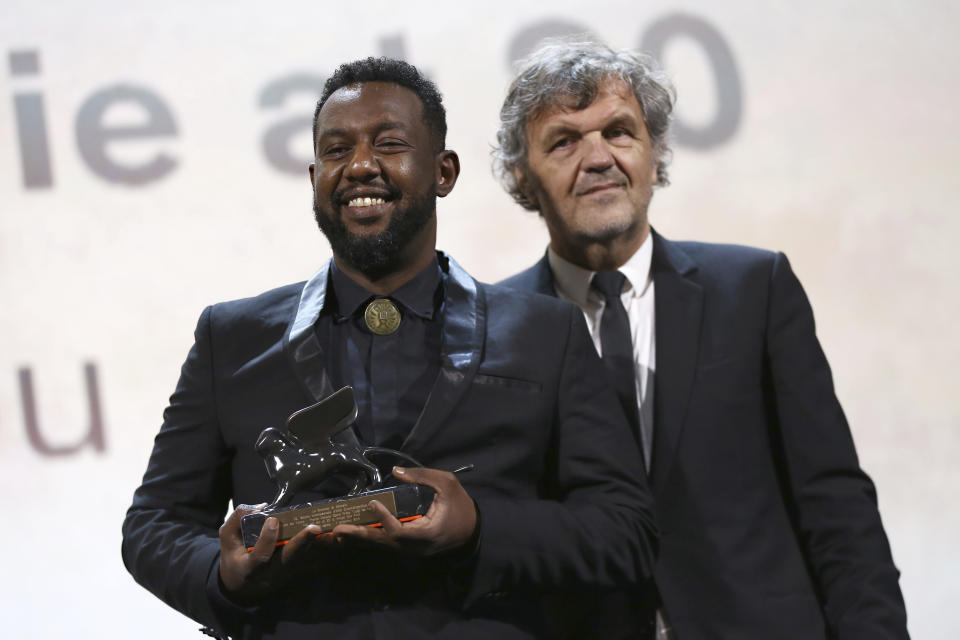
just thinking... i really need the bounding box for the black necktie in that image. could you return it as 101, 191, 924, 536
591, 271, 643, 458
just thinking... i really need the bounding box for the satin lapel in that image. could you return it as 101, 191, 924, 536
401, 253, 485, 456
649, 231, 703, 492
282, 260, 336, 403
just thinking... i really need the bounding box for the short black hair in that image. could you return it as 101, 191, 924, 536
313, 57, 447, 151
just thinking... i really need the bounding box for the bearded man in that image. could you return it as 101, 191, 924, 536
122, 57, 656, 639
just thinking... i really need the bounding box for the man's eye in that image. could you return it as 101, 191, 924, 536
323, 145, 349, 156
549, 138, 570, 151
607, 128, 629, 138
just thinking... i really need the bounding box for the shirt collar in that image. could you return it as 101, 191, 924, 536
328, 256, 442, 320
547, 231, 654, 304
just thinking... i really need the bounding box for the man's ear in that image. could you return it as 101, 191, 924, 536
436, 150, 460, 197
308, 162, 316, 186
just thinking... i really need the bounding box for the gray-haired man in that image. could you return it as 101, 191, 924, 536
498, 39, 908, 640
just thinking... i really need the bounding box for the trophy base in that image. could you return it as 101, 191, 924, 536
241, 483, 435, 549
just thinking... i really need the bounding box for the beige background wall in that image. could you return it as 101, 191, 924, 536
2, 1, 957, 637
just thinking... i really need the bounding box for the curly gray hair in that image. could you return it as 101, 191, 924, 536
493, 38, 676, 211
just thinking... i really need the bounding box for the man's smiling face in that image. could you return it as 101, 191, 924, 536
309, 81, 442, 279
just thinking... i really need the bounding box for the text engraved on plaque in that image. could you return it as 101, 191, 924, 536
275, 491, 399, 538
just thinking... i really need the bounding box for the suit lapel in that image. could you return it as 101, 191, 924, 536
401, 253, 486, 456
649, 231, 703, 491
514, 238, 702, 490
282, 255, 485, 455
283, 260, 337, 403
529, 252, 557, 296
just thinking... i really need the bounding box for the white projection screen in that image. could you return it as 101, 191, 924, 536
2, 1, 958, 637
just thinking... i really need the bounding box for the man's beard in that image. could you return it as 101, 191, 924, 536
313, 188, 437, 281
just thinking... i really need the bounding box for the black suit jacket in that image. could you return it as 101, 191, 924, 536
122, 253, 656, 639
499, 231, 908, 640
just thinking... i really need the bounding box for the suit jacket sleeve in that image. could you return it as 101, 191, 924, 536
765, 253, 907, 638
466, 303, 658, 602
121, 306, 258, 636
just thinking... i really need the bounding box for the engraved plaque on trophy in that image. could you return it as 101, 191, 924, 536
241, 386, 434, 549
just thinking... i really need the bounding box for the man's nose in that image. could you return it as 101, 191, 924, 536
581, 133, 615, 173
344, 143, 380, 181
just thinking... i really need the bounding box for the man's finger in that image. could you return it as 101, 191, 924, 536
393, 466, 453, 490
332, 521, 400, 549
219, 506, 256, 552
368, 499, 405, 537
220, 506, 244, 531
220, 503, 266, 536
249, 517, 280, 564
280, 524, 325, 561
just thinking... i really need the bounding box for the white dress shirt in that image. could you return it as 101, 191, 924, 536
547, 235, 656, 469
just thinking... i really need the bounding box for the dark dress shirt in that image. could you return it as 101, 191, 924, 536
319, 258, 443, 450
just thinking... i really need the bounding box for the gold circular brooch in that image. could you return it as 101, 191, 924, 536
364, 298, 402, 335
